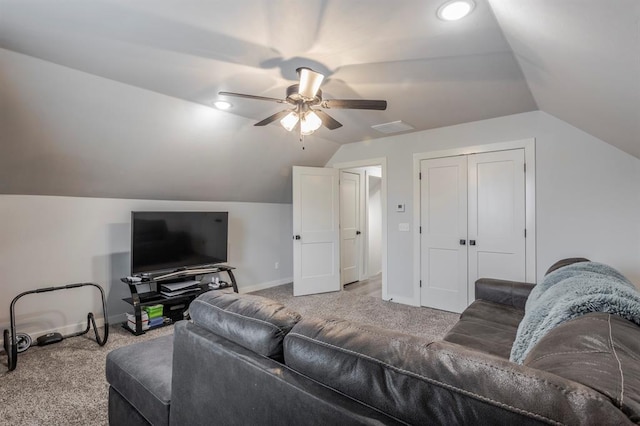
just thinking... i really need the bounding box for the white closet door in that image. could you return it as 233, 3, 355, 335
467, 150, 526, 302
419, 156, 469, 313
340, 171, 360, 285
292, 166, 341, 296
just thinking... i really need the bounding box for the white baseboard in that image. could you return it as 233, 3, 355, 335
1, 316, 110, 350
384, 294, 420, 307
239, 277, 292, 294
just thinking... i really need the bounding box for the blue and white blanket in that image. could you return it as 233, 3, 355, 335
510, 261, 640, 364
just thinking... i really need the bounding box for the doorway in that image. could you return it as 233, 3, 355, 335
292, 158, 388, 300
334, 158, 388, 300
339, 166, 383, 288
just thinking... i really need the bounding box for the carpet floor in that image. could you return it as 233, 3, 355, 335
0, 284, 458, 425
0, 324, 173, 425
252, 283, 459, 342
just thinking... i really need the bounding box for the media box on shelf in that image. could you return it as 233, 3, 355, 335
121, 265, 238, 335
122, 211, 237, 335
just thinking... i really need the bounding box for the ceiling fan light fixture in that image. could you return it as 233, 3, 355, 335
437, 0, 474, 21
280, 111, 299, 132
220, 67, 386, 140
213, 100, 232, 110
300, 111, 323, 135
297, 67, 325, 100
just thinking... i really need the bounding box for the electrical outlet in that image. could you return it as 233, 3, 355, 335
275, 262, 279, 270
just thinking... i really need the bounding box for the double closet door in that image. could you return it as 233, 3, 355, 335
419, 149, 526, 313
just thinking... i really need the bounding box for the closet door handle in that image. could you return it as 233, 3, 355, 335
356, 231, 361, 235
294, 235, 301, 240
459, 239, 466, 245
469, 240, 476, 246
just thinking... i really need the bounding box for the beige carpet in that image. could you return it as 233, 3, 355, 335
252, 283, 459, 342
0, 325, 173, 425
0, 284, 458, 425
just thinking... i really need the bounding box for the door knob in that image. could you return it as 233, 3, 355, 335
356, 231, 361, 235
469, 240, 476, 246
459, 239, 466, 245
294, 235, 301, 240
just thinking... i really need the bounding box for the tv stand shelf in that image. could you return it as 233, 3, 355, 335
121, 265, 237, 335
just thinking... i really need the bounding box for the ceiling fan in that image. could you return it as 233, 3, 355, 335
218, 67, 387, 139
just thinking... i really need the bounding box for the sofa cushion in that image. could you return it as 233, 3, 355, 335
475, 278, 535, 310
285, 317, 632, 425
189, 291, 301, 361
524, 312, 640, 423
443, 299, 523, 359
106, 334, 174, 426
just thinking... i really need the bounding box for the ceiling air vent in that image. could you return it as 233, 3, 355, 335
371, 120, 414, 134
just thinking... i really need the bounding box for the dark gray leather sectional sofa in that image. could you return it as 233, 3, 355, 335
106, 258, 640, 425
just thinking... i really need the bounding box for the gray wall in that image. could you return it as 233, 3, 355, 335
0, 196, 293, 338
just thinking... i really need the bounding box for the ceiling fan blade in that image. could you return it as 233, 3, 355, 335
314, 110, 343, 130
321, 99, 387, 110
254, 110, 292, 126
297, 67, 325, 99
218, 91, 287, 104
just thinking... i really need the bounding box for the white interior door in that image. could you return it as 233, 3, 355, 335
340, 171, 360, 285
292, 166, 341, 296
467, 150, 526, 301
419, 156, 469, 313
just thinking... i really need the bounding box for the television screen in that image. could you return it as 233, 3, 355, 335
131, 211, 228, 275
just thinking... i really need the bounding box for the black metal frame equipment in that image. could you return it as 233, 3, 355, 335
3, 282, 109, 371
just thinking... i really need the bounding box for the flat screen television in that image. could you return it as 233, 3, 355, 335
131, 211, 228, 275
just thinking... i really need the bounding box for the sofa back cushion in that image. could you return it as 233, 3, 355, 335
544, 257, 589, 275
443, 299, 523, 359
524, 312, 640, 422
285, 317, 632, 425
189, 292, 301, 361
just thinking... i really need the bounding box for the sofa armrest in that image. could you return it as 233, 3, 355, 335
475, 278, 535, 310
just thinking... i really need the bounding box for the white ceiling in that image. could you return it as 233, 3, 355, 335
0, 0, 637, 202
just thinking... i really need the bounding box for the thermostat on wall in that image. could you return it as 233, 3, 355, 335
396, 203, 405, 212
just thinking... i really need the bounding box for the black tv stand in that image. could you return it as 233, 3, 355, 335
121, 265, 237, 335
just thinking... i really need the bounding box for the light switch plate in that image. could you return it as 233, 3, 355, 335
396, 203, 405, 212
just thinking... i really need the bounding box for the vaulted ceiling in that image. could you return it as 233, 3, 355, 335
1, 0, 638, 203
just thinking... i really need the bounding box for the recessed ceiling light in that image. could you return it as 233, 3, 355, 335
437, 0, 475, 21
214, 100, 232, 110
